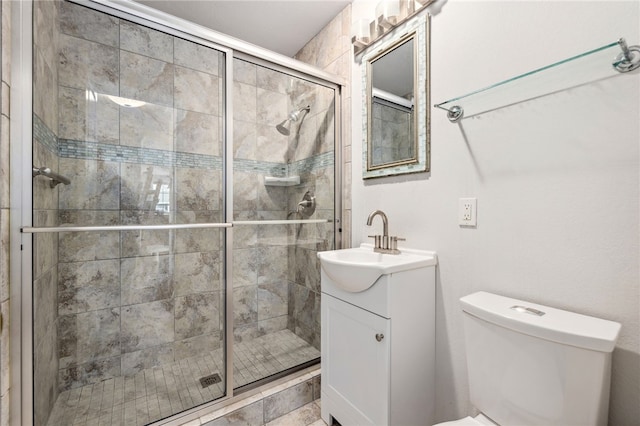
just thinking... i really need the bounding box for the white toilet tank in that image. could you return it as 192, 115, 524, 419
461, 292, 621, 426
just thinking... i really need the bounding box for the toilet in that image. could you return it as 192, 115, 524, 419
436, 291, 621, 426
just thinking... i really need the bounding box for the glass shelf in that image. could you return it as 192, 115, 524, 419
434, 39, 637, 122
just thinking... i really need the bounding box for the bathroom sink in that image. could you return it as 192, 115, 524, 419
317, 244, 437, 293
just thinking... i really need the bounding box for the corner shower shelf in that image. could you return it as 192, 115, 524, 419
264, 176, 301, 186
434, 38, 640, 122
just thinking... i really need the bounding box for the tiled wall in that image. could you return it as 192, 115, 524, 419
32, 1, 61, 425
0, 1, 11, 424
232, 59, 335, 350
294, 3, 352, 249
284, 80, 335, 350
231, 59, 294, 343
50, 2, 226, 395
289, 4, 351, 350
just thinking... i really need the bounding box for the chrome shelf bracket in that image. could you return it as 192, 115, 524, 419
614, 38, 640, 73
434, 104, 464, 123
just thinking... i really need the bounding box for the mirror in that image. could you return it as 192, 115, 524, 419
362, 16, 430, 179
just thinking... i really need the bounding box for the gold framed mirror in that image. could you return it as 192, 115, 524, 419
362, 15, 430, 179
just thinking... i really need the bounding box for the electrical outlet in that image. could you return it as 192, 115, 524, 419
459, 198, 477, 226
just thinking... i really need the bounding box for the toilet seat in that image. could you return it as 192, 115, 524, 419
434, 414, 497, 426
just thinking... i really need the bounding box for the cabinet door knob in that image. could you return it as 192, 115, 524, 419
375, 333, 384, 342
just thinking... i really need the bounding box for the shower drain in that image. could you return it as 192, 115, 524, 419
199, 373, 222, 388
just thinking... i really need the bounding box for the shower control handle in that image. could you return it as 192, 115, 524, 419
375, 333, 384, 342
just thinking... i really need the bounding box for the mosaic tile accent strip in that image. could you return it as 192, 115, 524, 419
234, 159, 288, 176
33, 114, 58, 154
46, 330, 320, 426
289, 152, 334, 176
58, 138, 333, 173
59, 139, 224, 170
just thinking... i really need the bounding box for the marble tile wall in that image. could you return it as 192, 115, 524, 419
53, 2, 226, 392
33, 2, 61, 425
232, 59, 292, 343
0, 1, 10, 425
283, 76, 337, 351
232, 58, 335, 352
286, 3, 350, 351
294, 4, 352, 249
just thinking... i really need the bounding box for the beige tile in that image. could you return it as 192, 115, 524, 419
256, 66, 290, 95
175, 38, 221, 76
58, 158, 120, 210
175, 212, 223, 254
0, 209, 8, 302
120, 102, 174, 150
59, 34, 119, 95
175, 66, 221, 115
233, 120, 258, 161
1, 0, 11, 86
263, 380, 314, 423
120, 20, 173, 62
174, 251, 222, 296
234, 81, 258, 123
58, 87, 120, 144
233, 58, 257, 86
121, 255, 174, 305
0, 300, 9, 396
120, 51, 174, 107
33, 48, 58, 134
256, 124, 288, 163
175, 168, 221, 211
0, 115, 8, 208
59, 1, 119, 47
265, 400, 321, 426
256, 88, 287, 126
175, 109, 221, 156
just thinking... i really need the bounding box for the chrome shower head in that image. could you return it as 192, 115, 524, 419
276, 105, 310, 136
276, 120, 291, 136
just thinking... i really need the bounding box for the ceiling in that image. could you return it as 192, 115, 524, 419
136, 0, 353, 57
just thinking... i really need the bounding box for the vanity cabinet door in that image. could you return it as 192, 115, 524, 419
322, 293, 391, 425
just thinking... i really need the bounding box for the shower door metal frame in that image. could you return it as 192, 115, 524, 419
11, 0, 345, 424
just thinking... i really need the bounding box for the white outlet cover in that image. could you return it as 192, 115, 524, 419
459, 198, 477, 227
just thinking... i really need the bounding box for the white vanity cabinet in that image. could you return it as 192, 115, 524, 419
319, 246, 437, 426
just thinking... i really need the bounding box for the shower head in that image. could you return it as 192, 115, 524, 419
276, 105, 310, 136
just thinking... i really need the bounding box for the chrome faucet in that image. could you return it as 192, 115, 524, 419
366, 210, 404, 254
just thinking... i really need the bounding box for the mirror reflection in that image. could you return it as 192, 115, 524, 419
367, 33, 417, 170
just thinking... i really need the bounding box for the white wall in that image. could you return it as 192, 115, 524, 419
351, 1, 639, 424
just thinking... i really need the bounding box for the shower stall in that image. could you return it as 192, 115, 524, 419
21, 1, 341, 425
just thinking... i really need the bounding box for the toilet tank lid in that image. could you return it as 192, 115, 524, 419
460, 292, 621, 353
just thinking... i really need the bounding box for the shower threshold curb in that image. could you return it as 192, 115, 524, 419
157, 365, 321, 426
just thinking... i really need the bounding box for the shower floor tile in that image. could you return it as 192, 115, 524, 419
46, 330, 320, 426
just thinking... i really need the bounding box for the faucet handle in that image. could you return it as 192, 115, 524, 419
368, 235, 382, 249
390, 236, 406, 251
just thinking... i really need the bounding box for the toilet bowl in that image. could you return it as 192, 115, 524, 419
435, 291, 621, 426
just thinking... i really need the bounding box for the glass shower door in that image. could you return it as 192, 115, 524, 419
230, 59, 336, 390
31, 2, 229, 425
